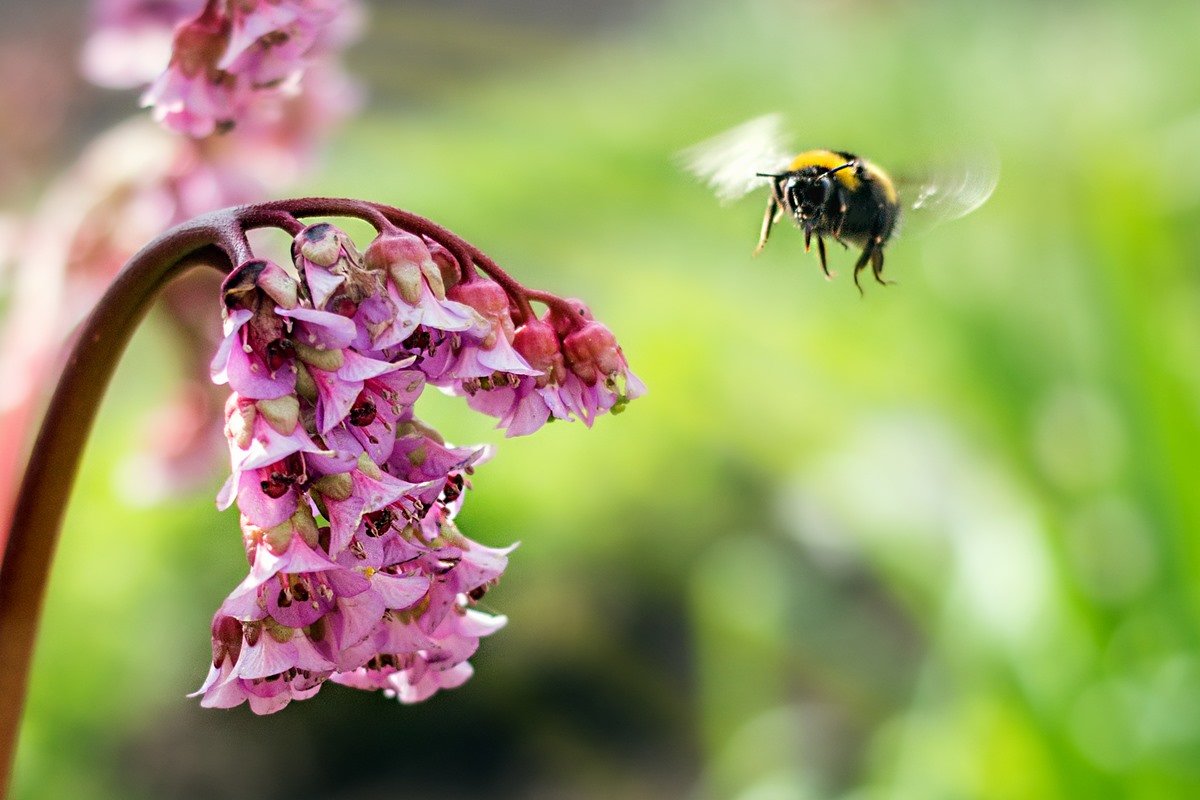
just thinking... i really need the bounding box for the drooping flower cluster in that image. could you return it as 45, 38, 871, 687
100, 0, 357, 137
195, 217, 642, 712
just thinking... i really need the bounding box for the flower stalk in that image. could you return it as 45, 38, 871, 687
0, 215, 235, 798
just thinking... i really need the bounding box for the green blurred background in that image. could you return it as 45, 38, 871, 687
9, 0, 1200, 796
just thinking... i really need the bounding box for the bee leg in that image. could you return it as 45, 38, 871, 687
852, 245, 872, 296
834, 186, 849, 238
816, 234, 835, 279
870, 236, 893, 286
754, 196, 781, 255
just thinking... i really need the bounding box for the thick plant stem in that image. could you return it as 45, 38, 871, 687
0, 212, 236, 798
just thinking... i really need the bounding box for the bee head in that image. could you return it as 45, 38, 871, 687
758, 161, 857, 222
785, 173, 834, 221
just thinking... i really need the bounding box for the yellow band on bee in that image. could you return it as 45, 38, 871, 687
787, 150, 862, 189
786, 150, 899, 205
860, 160, 899, 204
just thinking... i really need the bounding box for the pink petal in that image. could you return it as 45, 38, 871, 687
291, 635, 337, 672
247, 689, 292, 715
505, 392, 552, 437
224, 339, 297, 399
371, 572, 430, 610
371, 368, 425, 407
476, 334, 539, 376
234, 471, 298, 530
304, 262, 346, 309
330, 666, 393, 691
391, 661, 474, 704
210, 308, 253, 383
219, 2, 301, 69
216, 474, 238, 511
454, 542, 516, 592
310, 365, 363, 434
278, 305, 357, 350
338, 350, 403, 381
227, 535, 340, 612
194, 663, 249, 709
378, 618, 437, 654
231, 633, 299, 681
234, 415, 324, 472
457, 608, 509, 638
330, 590, 387, 659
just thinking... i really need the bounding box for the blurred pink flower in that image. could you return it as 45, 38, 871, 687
104, 0, 359, 137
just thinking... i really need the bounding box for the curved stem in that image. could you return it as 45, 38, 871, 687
0, 212, 237, 798
457, 241, 537, 324
525, 289, 586, 328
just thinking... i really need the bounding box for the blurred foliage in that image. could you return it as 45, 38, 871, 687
10, 0, 1200, 797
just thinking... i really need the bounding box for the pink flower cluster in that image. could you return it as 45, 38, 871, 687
195, 220, 641, 712
130, 0, 352, 137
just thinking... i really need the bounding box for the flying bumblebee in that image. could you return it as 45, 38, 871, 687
682, 114, 998, 291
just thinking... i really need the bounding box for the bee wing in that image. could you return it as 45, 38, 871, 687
899, 148, 999, 230
679, 113, 795, 205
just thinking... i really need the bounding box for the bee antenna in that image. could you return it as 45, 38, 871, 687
755, 172, 780, 179
820, 161, 856, 179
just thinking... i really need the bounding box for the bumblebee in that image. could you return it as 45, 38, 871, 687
756, 150, 899, 289
682, 114, 997, 292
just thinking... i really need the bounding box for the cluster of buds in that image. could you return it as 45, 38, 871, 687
138, 0, 352, 137
195, 214, 641, 712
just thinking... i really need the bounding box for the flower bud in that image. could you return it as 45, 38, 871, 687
563, 321, 621, 385
293, 224, 354, 309
223, 259, 299, 311
513, 318, 563, 380
364, 231, 441, 303
448, 281, 515, 349
426, 238, 462, 294
449, 280, 513, 340
549, 298, 593, 338
295, 223, 345, 268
